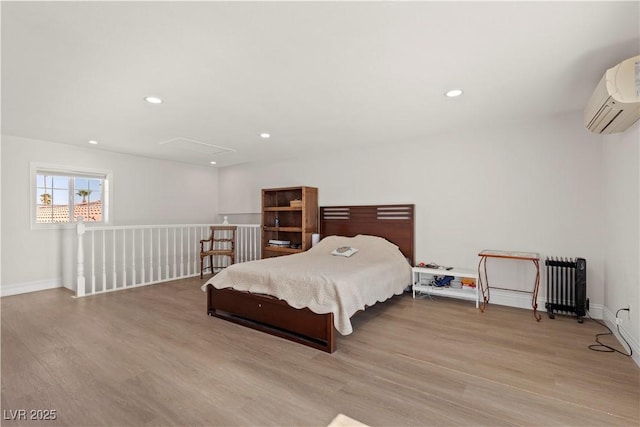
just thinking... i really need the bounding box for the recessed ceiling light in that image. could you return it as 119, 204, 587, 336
88, 140, 99, 145
144, 96, 163, 104
445, 89, 463, 98
260, 133, 271, 139
210, 161, 217, 165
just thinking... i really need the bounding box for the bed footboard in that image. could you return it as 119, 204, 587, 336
206, 285, 336, 353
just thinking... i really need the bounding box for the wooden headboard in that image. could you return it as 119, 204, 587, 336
320, 204, 415, 266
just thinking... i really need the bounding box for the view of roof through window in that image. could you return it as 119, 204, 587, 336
36, 174, 103, 223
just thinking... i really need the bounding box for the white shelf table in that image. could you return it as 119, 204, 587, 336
412, 266, 479, 308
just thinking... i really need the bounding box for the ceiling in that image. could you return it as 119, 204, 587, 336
2, 1, 639, 168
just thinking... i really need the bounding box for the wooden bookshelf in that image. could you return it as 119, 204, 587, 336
261, 186, 318, 259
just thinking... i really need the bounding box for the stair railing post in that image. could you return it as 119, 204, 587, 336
76, 217, 86, 297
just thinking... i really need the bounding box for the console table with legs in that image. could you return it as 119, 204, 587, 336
477, 249, 541, 321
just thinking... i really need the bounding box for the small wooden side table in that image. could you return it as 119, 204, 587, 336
477, 249, 541, 321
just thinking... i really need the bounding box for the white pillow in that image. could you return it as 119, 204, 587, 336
332, 246, 359, 257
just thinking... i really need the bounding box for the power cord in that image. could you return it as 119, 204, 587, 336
587, 308, 632, 357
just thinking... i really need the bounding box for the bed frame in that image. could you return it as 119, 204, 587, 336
206, 204, 415, 353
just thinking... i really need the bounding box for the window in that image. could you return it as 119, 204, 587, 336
31, 163, 111, 228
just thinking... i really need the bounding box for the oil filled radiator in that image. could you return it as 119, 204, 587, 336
545, 257, 588, 323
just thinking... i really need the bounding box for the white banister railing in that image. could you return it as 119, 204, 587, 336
75, 220, 261, 297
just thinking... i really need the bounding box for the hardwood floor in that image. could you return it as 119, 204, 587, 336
2, 278, 638, 426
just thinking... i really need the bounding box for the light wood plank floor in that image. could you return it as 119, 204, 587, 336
2, 278, 638, 427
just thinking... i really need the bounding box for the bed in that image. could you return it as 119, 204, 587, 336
202, 204, 415, 353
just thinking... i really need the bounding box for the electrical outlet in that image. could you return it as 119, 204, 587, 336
616, 318, 623, 325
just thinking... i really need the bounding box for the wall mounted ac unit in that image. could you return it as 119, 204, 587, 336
584, 55, 640, 134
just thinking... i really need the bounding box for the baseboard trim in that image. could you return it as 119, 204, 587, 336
486, 288, 604, 319
1, 278, 63, 297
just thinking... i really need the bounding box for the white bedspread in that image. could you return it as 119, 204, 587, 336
201, 234, 412, 335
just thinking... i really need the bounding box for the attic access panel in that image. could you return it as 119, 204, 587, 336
157, 137, 236, 156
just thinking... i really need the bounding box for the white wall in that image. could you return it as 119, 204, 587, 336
1, 135, 219, 294
0, 137, 2, 295
602, 121, 640, 365
219, 112, 606, 313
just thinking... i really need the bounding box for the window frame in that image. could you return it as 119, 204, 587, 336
30, 162, 112, 230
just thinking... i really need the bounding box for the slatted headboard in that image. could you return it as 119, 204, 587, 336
319, 204, 415, 266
